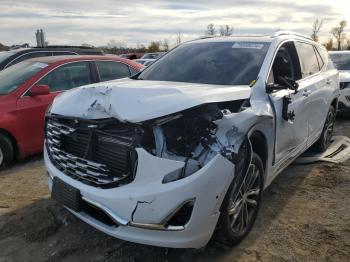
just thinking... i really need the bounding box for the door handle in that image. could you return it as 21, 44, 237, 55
326, 79, 332, 85
302, 90, 311, 97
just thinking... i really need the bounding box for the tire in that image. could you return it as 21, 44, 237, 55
313, 106, 336, 153
0, 133, 14, 169
214, 153, 264, 246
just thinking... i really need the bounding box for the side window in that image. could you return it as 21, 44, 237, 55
268, 41, 302, 86
52, 52, 77, 56
37, 62, 92, 92
96, 61, 131, 81
294, 42, 320, 78
6, 51, 52, 67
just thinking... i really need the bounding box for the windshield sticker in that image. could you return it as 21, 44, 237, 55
32, 62, 49, 69
232, 42, 265, 49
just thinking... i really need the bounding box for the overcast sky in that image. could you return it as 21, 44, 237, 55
0, 0, 349, 47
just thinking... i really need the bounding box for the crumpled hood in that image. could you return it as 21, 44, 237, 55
50, 78, 251, 123
339, 71, 350, 82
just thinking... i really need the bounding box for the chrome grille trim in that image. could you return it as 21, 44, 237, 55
46, 117, 134, 188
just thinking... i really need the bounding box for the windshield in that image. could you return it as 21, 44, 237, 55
138, 41, 270, 85
0, 51, 13, 64
0, 61, 48, 95
330, 53, 350, 70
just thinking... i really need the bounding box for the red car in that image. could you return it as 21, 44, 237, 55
0, 55, 143, 168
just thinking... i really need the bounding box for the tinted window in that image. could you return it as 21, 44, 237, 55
329, 53, 350, 70
138, 41, 270, 85
96, 61, 131, 81
0, 51, 13, 64
0, 61, 47, 95
294, 42, 320, 78
38, 62, 92, 91
269, 42, 302, 86
6, 51, 52, 68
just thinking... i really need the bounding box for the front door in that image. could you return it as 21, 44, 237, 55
16, 61, 93, 154
268, 41, 309, 167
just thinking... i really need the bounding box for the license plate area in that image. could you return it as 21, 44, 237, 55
52, 177, 81, 212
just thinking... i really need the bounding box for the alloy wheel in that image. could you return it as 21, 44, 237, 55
323, 110, 335, 148
0, 147, 3, 167
228, 164, 261, 234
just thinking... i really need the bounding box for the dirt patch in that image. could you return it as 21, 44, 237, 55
0, 119, 349, 262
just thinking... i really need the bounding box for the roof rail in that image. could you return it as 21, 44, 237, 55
272, 31, 312, 40
33, 45, 96, 49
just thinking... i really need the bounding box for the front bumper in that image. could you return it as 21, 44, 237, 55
45, 147, 235, 248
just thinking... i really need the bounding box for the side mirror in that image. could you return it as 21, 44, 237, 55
266, 83, 285, 93
29, 84, 50, 96
266, 77, 299, 93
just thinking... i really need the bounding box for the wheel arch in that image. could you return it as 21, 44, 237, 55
0, 128, 19, 160
249, 130, 268, 175
331, 97, 338, 111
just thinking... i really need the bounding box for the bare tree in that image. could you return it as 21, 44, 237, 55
176, 31, 182, 45
161, 39, 169, 51
311, 18, 323, 42
220, 25, 234, 36
107, 39, 127, 49
148, 41, 161, 52
324, 38, 334, 51
331, 20, 347, 50
136, 43, 146, 52
206, 23, 216, 36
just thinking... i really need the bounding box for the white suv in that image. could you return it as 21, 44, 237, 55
44, 32, 339, 249
329, 51, 350, 113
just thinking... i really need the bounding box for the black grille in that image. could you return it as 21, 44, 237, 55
46, 116, 139, 188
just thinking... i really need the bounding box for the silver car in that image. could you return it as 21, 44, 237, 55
329, 51, 350, 113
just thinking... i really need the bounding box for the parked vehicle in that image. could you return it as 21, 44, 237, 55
141, 52, 165, 59
329, 51, 350, 113
45, 32, 339, 249
0, 46, 103, 71
134, 58, 155, 67
119, 53, 144, 60
0, 55, 143, 168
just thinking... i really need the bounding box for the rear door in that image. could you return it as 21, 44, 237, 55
16, 61, 93, 153
294, 42, 337, 145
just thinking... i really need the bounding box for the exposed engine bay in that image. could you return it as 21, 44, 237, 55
137, 99, 249, 183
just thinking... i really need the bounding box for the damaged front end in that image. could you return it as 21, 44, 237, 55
45, 93, 259, 248
46, 100, 249, 188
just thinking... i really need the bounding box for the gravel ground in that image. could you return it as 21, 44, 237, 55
0, 118, 349, 262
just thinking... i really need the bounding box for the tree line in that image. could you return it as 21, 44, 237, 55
0, 20, 348, 53
311, 19, 349, 50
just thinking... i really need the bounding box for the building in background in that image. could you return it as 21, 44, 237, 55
35, 29, 48, 47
